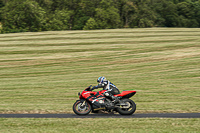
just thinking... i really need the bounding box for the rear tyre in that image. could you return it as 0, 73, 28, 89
117, 99, 136, 115
73, 100, 91, 115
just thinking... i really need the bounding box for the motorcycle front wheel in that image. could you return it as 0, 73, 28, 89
116, 99, 136, 115
73, 100, 91, 115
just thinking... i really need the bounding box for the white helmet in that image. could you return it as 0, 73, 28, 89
97, 76, 106, 83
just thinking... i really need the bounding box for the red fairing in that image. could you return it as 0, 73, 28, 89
114, 91, 136, 97
79, 87, 136, 100
80, 90, 96, 99
99, 90, 106, 94
80, 89, 106, 99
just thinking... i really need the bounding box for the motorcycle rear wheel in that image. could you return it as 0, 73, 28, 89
116, 99, 136, 115
73, 100, 91, 115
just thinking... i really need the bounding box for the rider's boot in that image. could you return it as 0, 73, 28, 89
111, 95, 119, 104
104, 91, 119, 104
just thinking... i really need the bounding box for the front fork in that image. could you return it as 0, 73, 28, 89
80, 100, 86, 107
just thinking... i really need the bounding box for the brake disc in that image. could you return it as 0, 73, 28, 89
78, 103, 87, 111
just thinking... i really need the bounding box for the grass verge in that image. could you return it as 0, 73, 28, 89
0, 118, 199, 133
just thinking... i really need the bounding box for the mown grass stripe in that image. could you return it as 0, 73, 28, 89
0, 39, 197, 47
1, 34, 200, 42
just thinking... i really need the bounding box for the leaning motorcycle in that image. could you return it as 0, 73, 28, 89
73, 85, 136, 115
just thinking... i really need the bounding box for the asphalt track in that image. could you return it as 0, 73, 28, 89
0, 113, 200, 118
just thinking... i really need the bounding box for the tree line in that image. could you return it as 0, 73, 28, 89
0, 0, 200, 33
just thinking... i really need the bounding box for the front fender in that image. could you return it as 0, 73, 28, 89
74, 99, 87, 105
78, 99, 86, 102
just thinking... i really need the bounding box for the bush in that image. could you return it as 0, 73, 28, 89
83, 18, 97, 30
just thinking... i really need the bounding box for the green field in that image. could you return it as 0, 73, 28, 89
0, 28, 200, 132
0, 28, 200, 114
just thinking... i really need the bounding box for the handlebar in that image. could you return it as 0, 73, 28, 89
86, 85, 98, 91
85, 85, 92, 91
89, 85, 92, 88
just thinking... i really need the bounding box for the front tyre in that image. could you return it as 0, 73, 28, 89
117, 99, 136, 115
73, 100, 91, 115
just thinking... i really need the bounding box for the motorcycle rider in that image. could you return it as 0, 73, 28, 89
92, 76, 120, 104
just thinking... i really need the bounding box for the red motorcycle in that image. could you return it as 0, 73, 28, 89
73, 85, 136, 115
